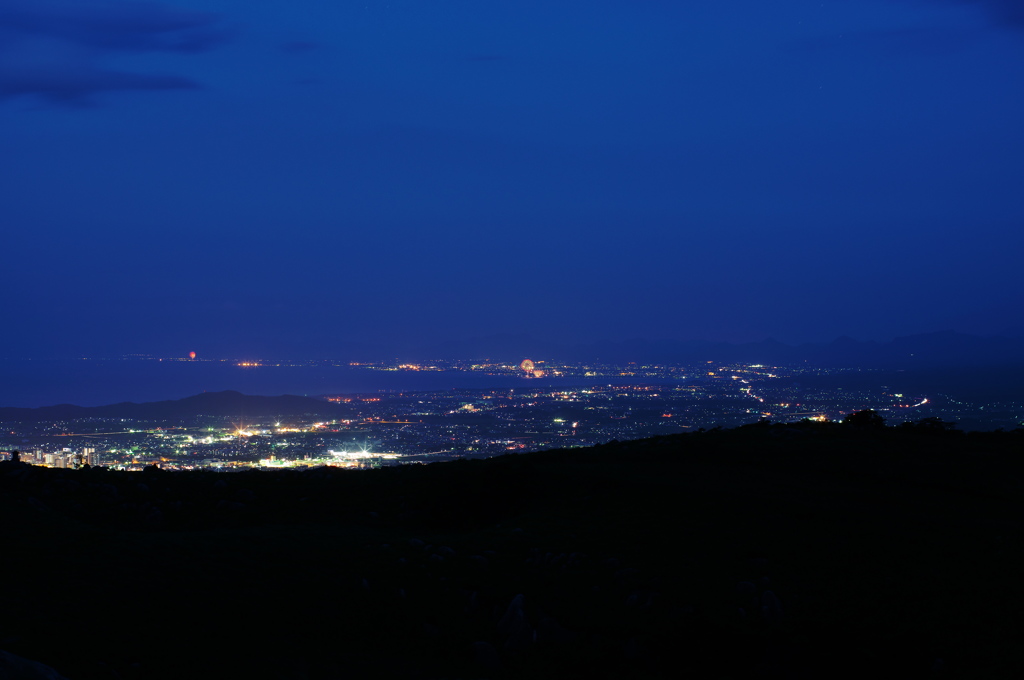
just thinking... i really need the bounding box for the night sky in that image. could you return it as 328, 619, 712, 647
3, 0, 1023, 359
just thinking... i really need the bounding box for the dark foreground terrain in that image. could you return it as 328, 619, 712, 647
2, 421, 1024, 679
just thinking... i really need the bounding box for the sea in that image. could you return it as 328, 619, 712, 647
0, 358, 655, 408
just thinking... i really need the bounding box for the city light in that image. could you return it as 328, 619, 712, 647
6, 358, 996, 472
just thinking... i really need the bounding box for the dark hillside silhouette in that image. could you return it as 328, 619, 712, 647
841, 409, 886, 429
2, 422, 1023, 678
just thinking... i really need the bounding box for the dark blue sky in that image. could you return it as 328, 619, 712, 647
3, 0, 1023, 358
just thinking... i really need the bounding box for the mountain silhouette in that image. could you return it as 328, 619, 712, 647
0, 390, 347, 422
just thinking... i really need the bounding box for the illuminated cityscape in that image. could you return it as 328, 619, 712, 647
3, 359, 1019, 470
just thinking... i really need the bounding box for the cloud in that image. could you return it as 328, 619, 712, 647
0, 64, 198, 106
0, 0, 230, 105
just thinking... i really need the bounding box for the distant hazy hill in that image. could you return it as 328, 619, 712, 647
0, 390, 346, 422
410, 330, 1024, 368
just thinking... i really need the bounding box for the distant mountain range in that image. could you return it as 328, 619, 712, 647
407, 330, 1024, 368
0, 390, 347, 423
